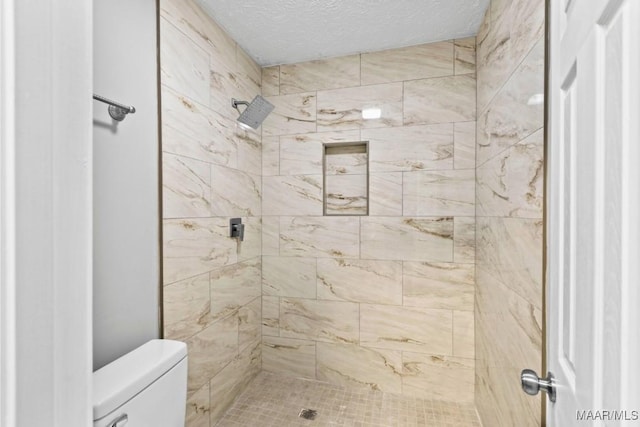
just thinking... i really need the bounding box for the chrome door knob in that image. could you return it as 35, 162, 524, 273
521, 369, 556, 402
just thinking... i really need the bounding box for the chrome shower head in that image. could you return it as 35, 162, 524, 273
231, 95, 275, 129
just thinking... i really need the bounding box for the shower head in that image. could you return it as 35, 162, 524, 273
231, 95, 275, 129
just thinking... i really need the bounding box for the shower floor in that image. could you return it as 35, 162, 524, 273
215, 372, 481, 427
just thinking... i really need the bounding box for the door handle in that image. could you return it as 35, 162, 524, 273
521, 369, 556, 402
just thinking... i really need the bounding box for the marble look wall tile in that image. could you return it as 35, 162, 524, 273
454, 217, 476, 263
454, 37, 476, 75
185, 384, 210, 427
239, 297, 261, 353
210, 165, 260, 217
325, 174, 368, 215
235, 126, 262, 175
280, 298, 359, 344
317, 342, 403, 393
262, 256, 317, 298
235, 47, 262, 101
162, 87, 237, 167
476, 217, 542, 307
280, 216, 360, 258
186, 314, 238, 395
262, 175, 323, 216
164, 273, 212, 341
403, 169, 475, 216
280, 55, 360, 94
454, 121, 476, 169
511, 0, 545, 69
317, 83, 403, 131
210, 258, 261, 321
453, 310, 475, 358
162, 153, 211, 218
476, 128, 543, 218
163, 218, 237, 284
280, 131, 360, 175
324, 147, 367, 175
263, 92, 317, 137
364, 124, 453, 173
477, 39, 544, 164
361, 41, 453, 85
262, 136, 279, 176
160, 18, 210, 106
209, 342, 260, 425
209, 59, 257, 122
402, 353, 474, 401
316, 258, 402, 305
262, 66, 280, 96
404, 74, 476, 125
402, 262, 474, 311
369, 172, 403, 216
262, 296, 280, 336
360, 304, 452, 354
360, 217, 453, 262
160, 0, 236, 65
261, 217, 279, 256
237, 216, 261, 261
262, 336, 316, 379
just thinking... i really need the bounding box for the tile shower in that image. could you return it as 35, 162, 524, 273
159, 0, 545, 425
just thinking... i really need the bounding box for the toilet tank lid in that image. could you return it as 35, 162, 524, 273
93, 339, 187, 420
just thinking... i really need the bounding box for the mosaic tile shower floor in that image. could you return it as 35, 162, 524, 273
215, 372, 481, 427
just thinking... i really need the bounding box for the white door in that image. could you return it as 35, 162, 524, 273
547, 0, 640, 425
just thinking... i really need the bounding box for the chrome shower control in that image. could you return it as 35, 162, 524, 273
521, 369, 556, 402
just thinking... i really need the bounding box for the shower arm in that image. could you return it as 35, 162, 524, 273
231, 98, 250, 113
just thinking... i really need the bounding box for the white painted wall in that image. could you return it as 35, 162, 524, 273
1, 0, 93, 425
93, 0, 160, 370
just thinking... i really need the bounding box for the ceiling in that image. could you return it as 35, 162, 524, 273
195, 0, 490, 66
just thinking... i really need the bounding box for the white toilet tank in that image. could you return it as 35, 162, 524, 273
93, 339, 188, 427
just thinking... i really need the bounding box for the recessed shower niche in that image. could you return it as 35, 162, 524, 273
323, 142, 369, 216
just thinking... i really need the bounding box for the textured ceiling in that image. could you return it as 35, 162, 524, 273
196, 0, 490, 66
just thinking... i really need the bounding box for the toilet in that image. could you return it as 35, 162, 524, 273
93, 339, 188, 427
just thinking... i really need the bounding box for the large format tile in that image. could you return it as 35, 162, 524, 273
364, 124, 454, 173
280, 298, 359, 344
261, 216, 279, 256
361, 42, 453, 85
262, 175, 323, 216
280, 55, 360, 94
454, 217, 476, 263
325, 174, 368, 215
262, 256, 316, 298
261, 296, 280, 337
164, 272, 212, 341
160, 18, 210, 106
279, 130, 360, 175
402, 353, 474, 401
369, 172, 403, 216
454, 37, 476, 75
186, 314, 238, 395
261, 66, 280, 96
453, 310, 475, 358
476, 128, 544, 218
235, 126, 261, 175
210, 258, 261, 321
317, 83, 403, 131
403, 169, 475, 216
316, 258, 402, 305
161, 87, 237, 167
185, 384, 210, 427
238, 297, 261, 353
210, 165, 260, 217
280, 216, 360, 258
403, 262, 474, 311
360, 304, 452, 354
404, 74, 476, 125
316, 342, 403, 393
261, 136, 279, 176
163, 218, 237, 284
263, 92, 317, 137
361, 217, 453, 262
237, 216, 261, 261
454, 121, 476, 169
477, 39, 544, 165
162, 153, 211, 218
262, 336, 316, 379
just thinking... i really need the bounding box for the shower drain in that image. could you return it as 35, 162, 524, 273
298, 408, 318, 420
